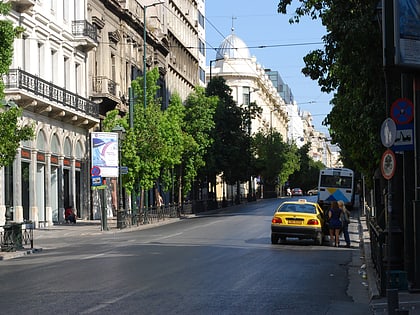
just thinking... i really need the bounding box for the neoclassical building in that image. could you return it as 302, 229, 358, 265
207, 32, 288, 138
1, 0, 205, 227
206, 31, 289, 200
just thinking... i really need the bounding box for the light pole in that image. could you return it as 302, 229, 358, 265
143, 1, 164, 112
143, 1, 164, 217
112, 125, 126, 229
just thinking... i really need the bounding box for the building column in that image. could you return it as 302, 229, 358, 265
71, 157, 76, 216
30, 149, 38, 225
0, 167, 5, 226
45, 152, 52, 225
13, 148, 23, 222
58, 155, 64, 222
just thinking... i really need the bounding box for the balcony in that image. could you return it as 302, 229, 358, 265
3, 69, 100, 129
9, 0, 35, 13
72, 20, 98, 52
92, 76, 119, 100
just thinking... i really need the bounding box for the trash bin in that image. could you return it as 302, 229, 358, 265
1, 222, 23, 252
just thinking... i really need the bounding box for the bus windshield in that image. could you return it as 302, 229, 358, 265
320, 175, 353, 189
317, 168, 355, 209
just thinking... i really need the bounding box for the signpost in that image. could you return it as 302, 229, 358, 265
390, 98, 414, 152
90, 165, 107, 231
381, 149, 396, 180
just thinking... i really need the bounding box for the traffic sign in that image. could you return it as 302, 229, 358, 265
91, 165, 101, 176
120, 166, 128, 174
391, 98, 414, 125
91, 175, 102, 186
381, 118, 396, 148
381, 149, 396, 180
392, 123, 414, 151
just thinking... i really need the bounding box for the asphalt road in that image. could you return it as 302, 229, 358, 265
0, 197, 372, 314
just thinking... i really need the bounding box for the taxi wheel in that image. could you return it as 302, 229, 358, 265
271, 234, 279, 244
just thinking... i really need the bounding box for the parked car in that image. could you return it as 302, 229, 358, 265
307, 187, 318, 196
291, 187, 303, 196
271, 199, 325, 245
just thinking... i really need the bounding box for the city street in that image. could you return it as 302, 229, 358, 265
0, 198, 372, 314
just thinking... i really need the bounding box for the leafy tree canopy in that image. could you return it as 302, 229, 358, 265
277, 0, 387, 186
0, 3, 34, 166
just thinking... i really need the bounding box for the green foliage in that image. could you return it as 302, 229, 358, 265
204, 77, 253, 185
252, 129, 299, 189
0, 4, 34, 166
182, 86, 217, 194
277, 0, 386, 186
0, 102, 34, 167
288, 143, 325, 191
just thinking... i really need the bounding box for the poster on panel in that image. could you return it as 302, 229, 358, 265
395, 0, 420, 67
91, 132, 119, 178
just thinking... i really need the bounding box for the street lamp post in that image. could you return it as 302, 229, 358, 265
112, 125, 126, 229
143, 1, 164, 112
143, 1, 164, 217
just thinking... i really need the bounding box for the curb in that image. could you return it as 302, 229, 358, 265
0, 248, 43, 261
359, 215, 381, 300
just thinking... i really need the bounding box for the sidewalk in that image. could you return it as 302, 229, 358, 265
0, 216, 182, 260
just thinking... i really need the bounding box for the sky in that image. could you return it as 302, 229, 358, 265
205, 1, 332, 135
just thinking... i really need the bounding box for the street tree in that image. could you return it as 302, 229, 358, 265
0, 2, 34, 167
288, 143, 325, 192
252, 129, 299, 197
204, 76, 257, 202
181, 86, 217, 202
277, 0, 386, 185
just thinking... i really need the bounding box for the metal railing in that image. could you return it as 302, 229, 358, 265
3, 69, 99, 118
92, 76, 117, 96
0, 222, 34, 252
368, 218, 387, 295
72, 20, 98, 42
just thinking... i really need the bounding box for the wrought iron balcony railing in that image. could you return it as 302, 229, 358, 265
92, 76, 117, 96
3, 69, 99, 118
72, 20, 98, 43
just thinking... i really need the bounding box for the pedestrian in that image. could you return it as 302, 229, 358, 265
328, 201, 342, 247
338, 200, 351, 247
286, 187, 291, 197
65, 206, 77, 224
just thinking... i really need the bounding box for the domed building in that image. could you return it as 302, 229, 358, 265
206, 31, 289, 200
207, 31, 288, 138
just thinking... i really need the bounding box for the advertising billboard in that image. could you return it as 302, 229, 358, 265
395, 0, 420, 67
91, 132, 119, 178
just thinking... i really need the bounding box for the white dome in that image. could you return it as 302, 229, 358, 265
216, 34, 251, 60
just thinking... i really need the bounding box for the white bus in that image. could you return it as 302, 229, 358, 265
317, 168, 355, 210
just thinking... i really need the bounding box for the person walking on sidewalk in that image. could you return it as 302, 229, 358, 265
328, 201, 342, 247
338, 200, 351, 247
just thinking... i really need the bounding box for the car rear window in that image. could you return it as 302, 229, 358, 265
279, 204, 316, 214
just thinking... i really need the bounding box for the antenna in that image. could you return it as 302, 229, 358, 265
231, 16, 237, 33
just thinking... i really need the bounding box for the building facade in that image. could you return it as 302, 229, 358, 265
1, 0, 100, 227
207, 32, 288, 139
1, 0, 205, 227
206, 31, 289, 200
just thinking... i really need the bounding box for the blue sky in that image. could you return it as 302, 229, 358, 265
205, 1, 332, 134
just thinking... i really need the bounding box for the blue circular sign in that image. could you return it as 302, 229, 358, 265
91, 166, 101, 176
391, 98, 414, 125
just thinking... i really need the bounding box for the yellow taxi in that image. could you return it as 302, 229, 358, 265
271, 199, 325, 245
